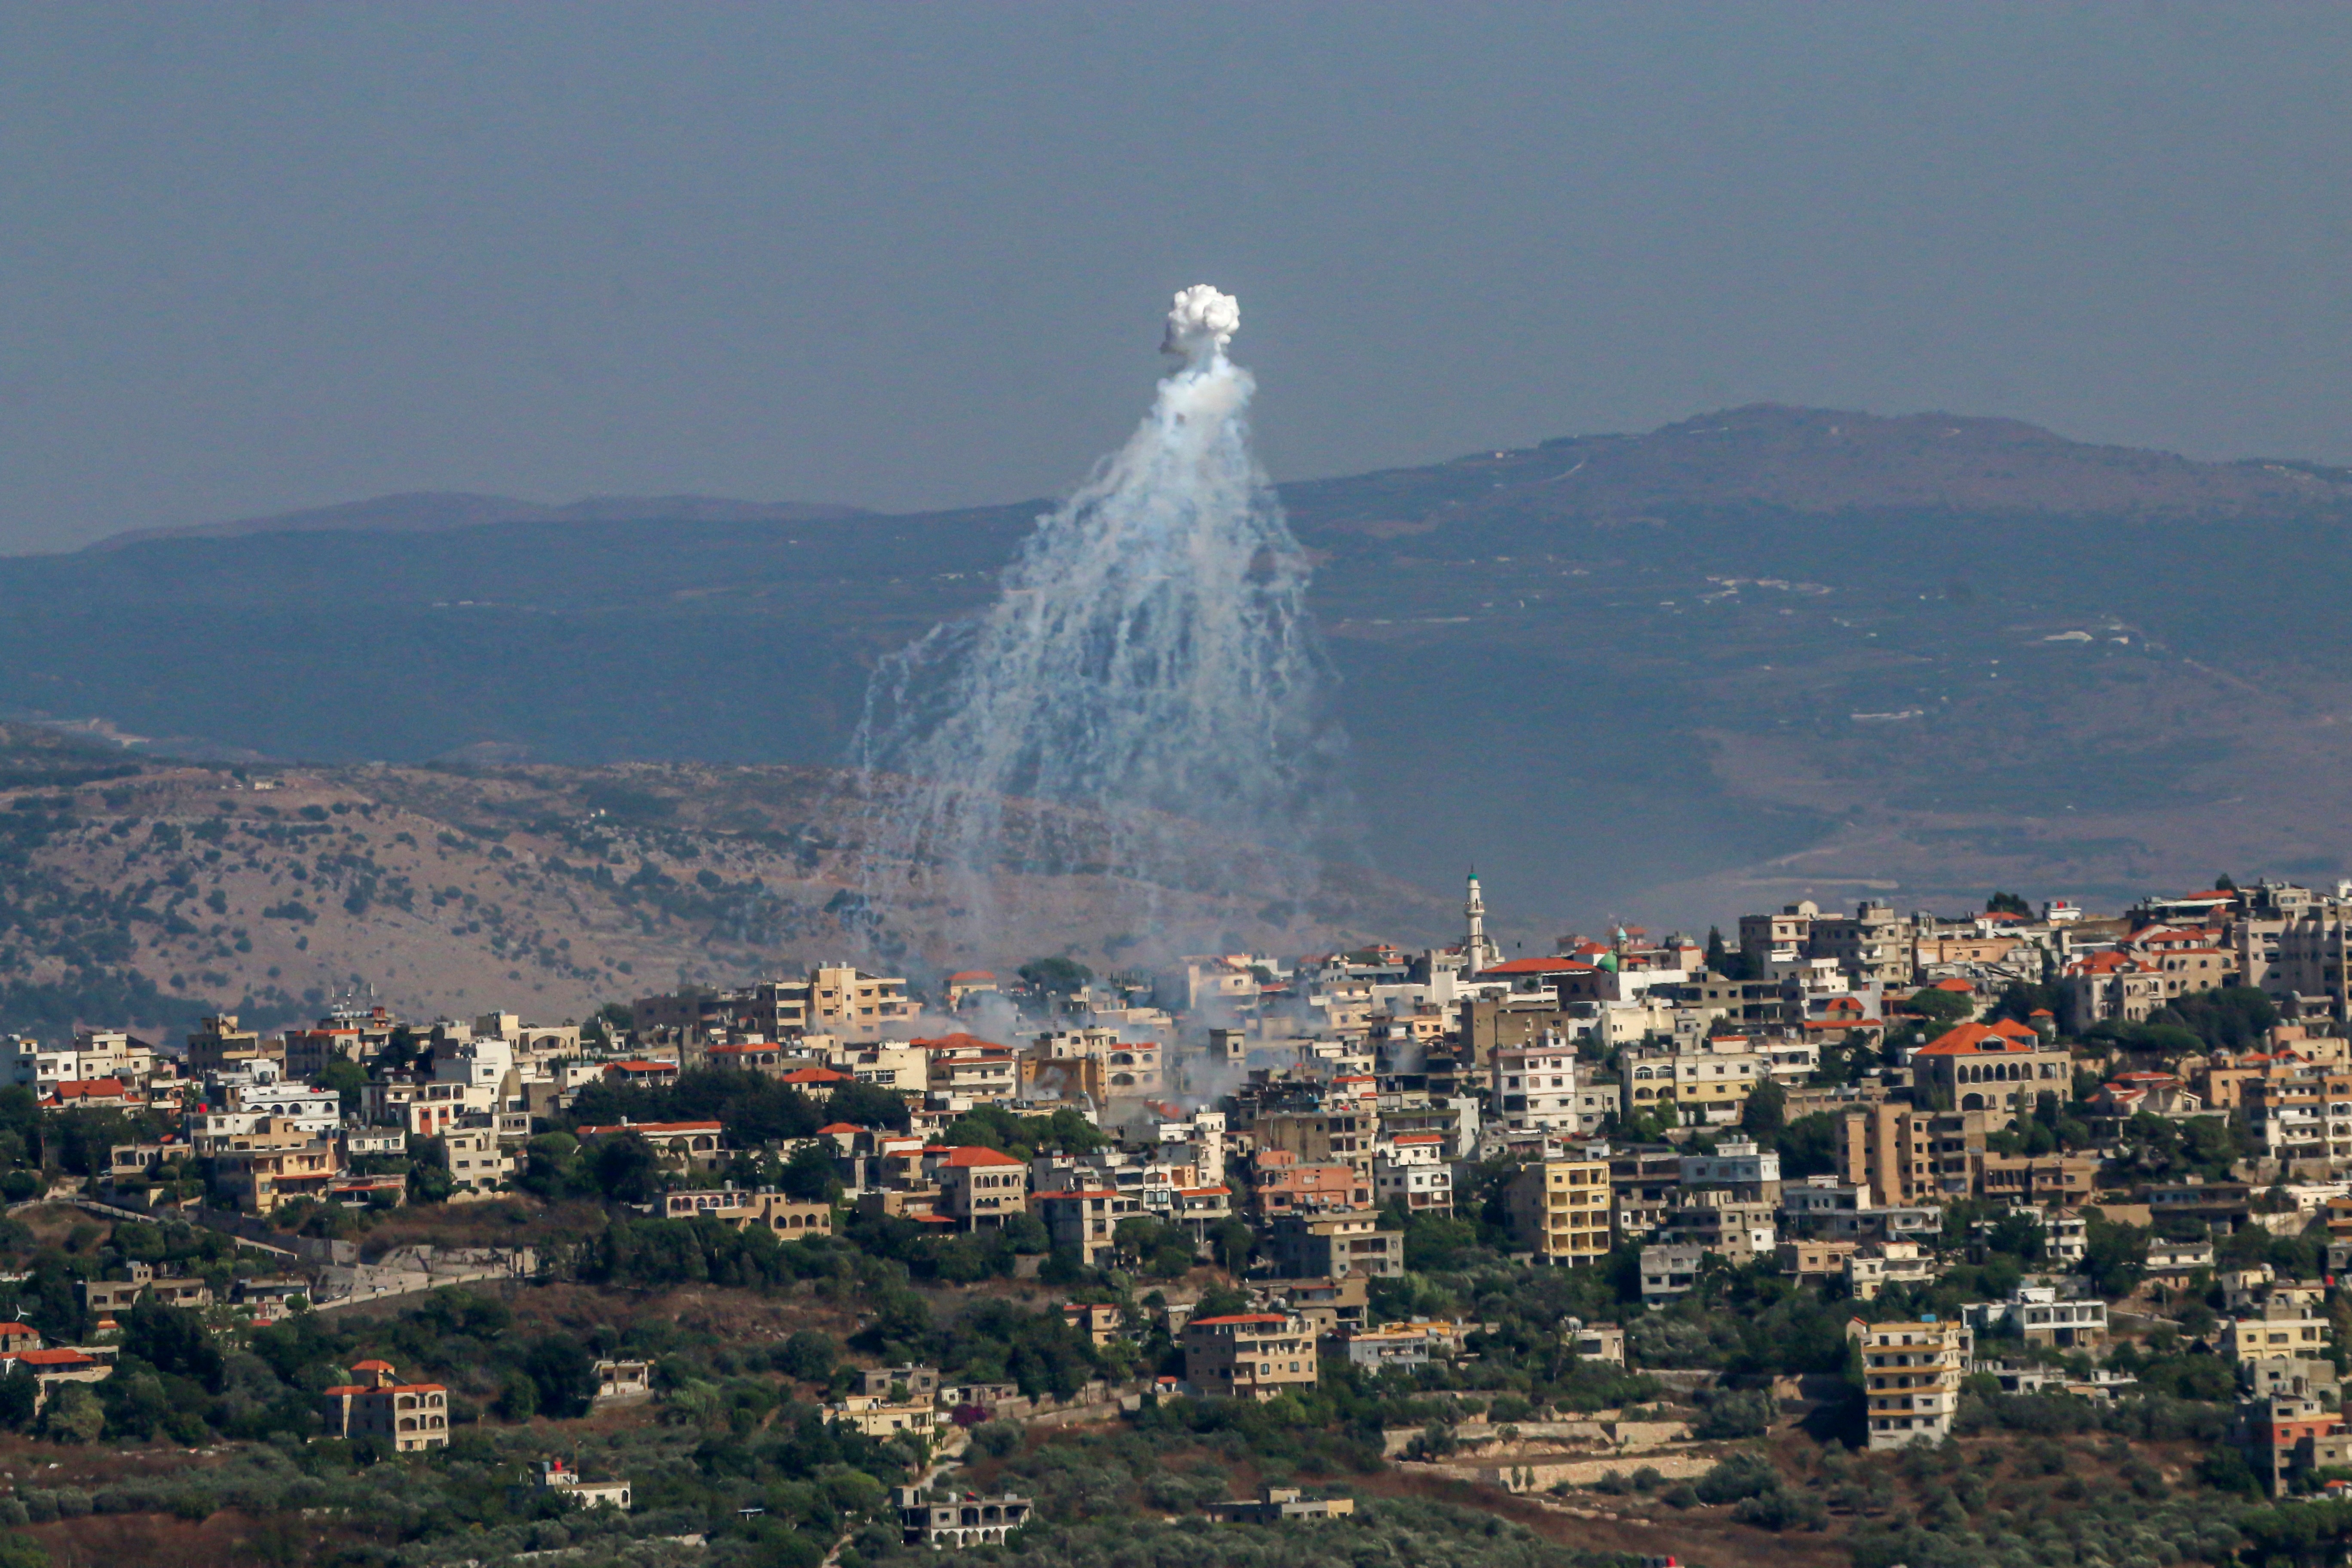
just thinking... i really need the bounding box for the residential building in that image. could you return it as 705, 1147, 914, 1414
211, 1121, 343, 1213
1262, 1211, 1404, 1280
1491, 1037, 1585, 1134
2243, 1393, 2352, 1495
1908, 1020, 2072, 1115
594, 1360, 652, 1403
1253, 1109, 1374, 1180
1249, 1149, 1369, 1215
1033, 1190, 1119, 1264
656, 1188, 834, 1238
1204, 1485, 1357, 1524
1845, 1241, 1935, 1301
1679, 1137, 1782, 1202
572, 1119, 726, 1165
532, 1459, 631, 1510
1962, 1286, 2108, 1350
81, 1264, 212, 1314
441, 1127, 511, 1194
896, 1488, 1034, 1548
2222, 1300, 2334, 1362
185, 1014, 281, 1074
856, 1364, 940, 1400
1777, 1238, 1860, 1280
933, 1146, 1029, 1231
1639, 1241, 1707, 1305
1850, 1317, 1969, 1450
319, 1360, 450, 1453
1182, 1312, 1318, 1401
1505, 1157, 1612, 1264
1372, 1135, 1453, 1213
826, 1394, 936, 1439
1618, 1038, 1764, 1126
1976, 1154, 2098, 1205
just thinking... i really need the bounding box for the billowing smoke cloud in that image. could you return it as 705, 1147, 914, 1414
1160, 284, 1241, 366
851, 286, 1346, 954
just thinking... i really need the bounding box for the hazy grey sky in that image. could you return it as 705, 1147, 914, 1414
5, 3, 2351, 552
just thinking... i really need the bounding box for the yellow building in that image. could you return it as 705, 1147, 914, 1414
1848, 1317, 1968, 1450
1619, 1043, 1762, 1126
1504, 1158, 1613, 1265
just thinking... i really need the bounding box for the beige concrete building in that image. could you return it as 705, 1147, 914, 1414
1182, 1312, 1318, 1401
1504, 1157, 1613, 1265
320, 1360, 449, 1453
1850, 1317, 1969, 1449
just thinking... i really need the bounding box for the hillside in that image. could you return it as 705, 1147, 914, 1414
6, 403, 2352, 932
0, 726, 1448, 1036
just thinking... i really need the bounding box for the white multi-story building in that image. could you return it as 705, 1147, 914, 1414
1493, 1037, 1585, 1134
194, 1084, 343, 1153
1373, 1134, 1453, 1214
433, 1037, 514, 1090
0, 1031, 156, 1094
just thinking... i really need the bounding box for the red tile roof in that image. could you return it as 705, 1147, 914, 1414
1915, 1020, 2043, 1057
1478, 956, 1596, 976
49, 1078, 128, 1100
946, 971, 996, 983
780, 1067, 853, 1084
939, 1145, 1024, 1168
912, 1032, 1009, 1054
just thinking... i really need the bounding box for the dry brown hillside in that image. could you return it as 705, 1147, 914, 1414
0, 726, 1446, 1036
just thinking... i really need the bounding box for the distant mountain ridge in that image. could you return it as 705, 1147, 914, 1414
78, 404, 2352, 557
12, 399, 2352, 935
87, 490, 868, 551
1283, 404, 2352, 536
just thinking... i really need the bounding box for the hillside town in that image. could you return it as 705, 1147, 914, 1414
12, 871, 2352, 1565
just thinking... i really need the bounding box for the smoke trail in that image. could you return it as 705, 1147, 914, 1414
851, 286, 1344, 944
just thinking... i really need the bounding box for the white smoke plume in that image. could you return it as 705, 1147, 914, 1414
1160, 284, 1241, 366
851, 285, 1345, 953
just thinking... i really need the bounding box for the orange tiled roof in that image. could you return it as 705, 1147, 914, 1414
1914, 1020, 2043, 1057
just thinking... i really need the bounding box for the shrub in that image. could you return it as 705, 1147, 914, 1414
1691, 1384, 1776, 1440
1734, 1485, 1828, 1531
1694, 1453, 1781, 1506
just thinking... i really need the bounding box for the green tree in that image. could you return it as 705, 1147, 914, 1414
588, 1133, 667, 1204
523, 1335, 599, 1418
1775, 1112, 1840, 1179
316, 1058, 369, 1117
825, 1082, 912, 1132
0, 1367, 35, 1431
124, 1298, 225, 1392
1741, 1078, 1786, 1143
1908, 987, 1975, 1029
776, 1330, 840, 1383
779, 1142, 842, 1202
1210, 1219, 1255, 1275
40, 1383, 103, 1442
1017, 957, 1093, 998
